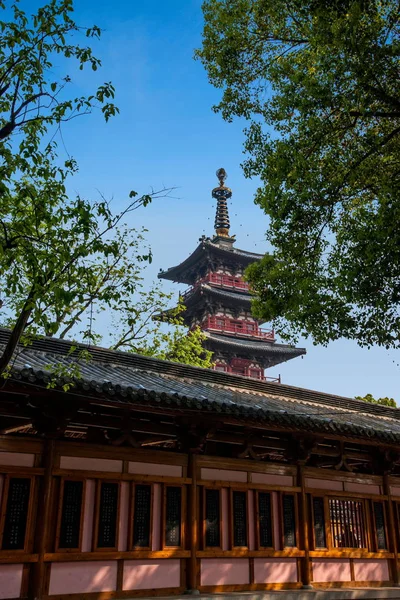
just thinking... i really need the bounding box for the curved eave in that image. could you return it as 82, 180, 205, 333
204, 332, 306, 367
184, 284, 252, 309
158, 239, 264, 284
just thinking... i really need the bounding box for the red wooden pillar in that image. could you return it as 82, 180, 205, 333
187, 453, 199, 594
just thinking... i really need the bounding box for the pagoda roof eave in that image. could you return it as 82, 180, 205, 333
204, 332, 306, 367
158, 239, 264, 284
183, 284, 252, 309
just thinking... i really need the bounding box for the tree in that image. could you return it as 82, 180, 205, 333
0, 185, 213, 369
0, 0, 118, 372
196, 0, 400, 349
355, 394, 397, 408
0, 0, 213, 372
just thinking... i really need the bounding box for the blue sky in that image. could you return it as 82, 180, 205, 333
32, 0, 399, 400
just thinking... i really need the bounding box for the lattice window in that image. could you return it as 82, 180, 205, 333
165, 486, 182, 547
232, 490, 247, 547
133, 484, 152, 548
258, 492, 273, 548
1, 478, 31, 550
59, 480, 84, 549
329, 498, 367, 549
204, 488, 221, 548
96, 482, 119, 549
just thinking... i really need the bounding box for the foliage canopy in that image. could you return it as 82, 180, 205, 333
197, 0, 400, 348
0, 0, 213, 373
355, 393, 397, 408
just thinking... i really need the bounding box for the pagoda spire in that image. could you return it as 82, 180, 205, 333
212, 168, 233, 239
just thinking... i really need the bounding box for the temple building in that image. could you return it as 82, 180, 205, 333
0, 172, 400, 600
158, 169, 305, 382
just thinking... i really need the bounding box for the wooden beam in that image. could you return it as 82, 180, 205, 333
383, 474, 399, 585
187, 453, 199, 593
29, 439, 56, 600
297, 464, 312, 588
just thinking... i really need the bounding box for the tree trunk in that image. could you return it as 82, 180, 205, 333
0, 292, 35, 375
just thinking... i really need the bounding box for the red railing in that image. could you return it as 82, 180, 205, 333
203, 316, 275, 341
181, 272, 250, 302
204, 272, 250, 291
214, 363, 281, 383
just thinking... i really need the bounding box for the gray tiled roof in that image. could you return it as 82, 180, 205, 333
1, 329, 400, 445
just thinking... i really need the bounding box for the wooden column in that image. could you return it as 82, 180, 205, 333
383, 474, 399, 586
297, 464, 312, 588
187, 453, 199, 594
29, 438, 56, 600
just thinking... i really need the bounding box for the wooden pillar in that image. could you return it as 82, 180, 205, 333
29, 438, 56, 600
297, 464, 312, 588
187, 453, 199, 594
383, 473, 399, 585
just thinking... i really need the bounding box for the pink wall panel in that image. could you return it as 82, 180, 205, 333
60, 456, 122, 472
305, 478, 343, 491
118, 481, 129, 551
0, 564, 23, 599
81, 479, 96, 552
344, 482, 380, 495
312, 559, 351, 582
252, 473, 293, 486
123, 559, 180, 590
0, 474, 4, 508
48, 562, 117, 595
152, 483, 162, 551
201, 468, 247, 482
128, 462, 182, 477
391, 486, 400, 496
221, 488, 229, 550
254, 558, 298, 584
200, 559, 249, 586
272, 492, 281, 550
248, 490, 255, 550
353, 559, 389, 582
0, 452, 35, 467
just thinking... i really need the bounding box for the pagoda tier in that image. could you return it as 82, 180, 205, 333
158, 168, 306, 381
158, 237, 262, 286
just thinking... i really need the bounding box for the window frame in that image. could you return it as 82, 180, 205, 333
328, 496, 369, 551
280, 492, 299, 549
0, 474, 35, 554
162, 484, 185, 550
371, 500, 389, 552
310, 494, 329, 550
56, 478, 86, 552
93, 479, 121, 552
230, 488, 248, 549
130, 482, 153, 551
202, 487, 223, 551
255, 490, 275, 550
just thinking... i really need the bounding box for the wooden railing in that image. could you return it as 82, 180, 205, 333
181, 272, 250, 302
203, 316, 275, 341
204, 272, 250, 291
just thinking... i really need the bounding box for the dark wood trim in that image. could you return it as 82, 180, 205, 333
42, 586, 185, 600
383, 474, 399, 585
297, 464, 311, 587
30, 438, 56, 600
44, 549, 190, 561
187, 453, 198, 592
53, 469, 191, 486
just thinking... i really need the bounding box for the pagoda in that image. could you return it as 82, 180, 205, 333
158, 168, 305, 381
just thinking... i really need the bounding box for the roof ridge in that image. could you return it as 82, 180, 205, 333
0, 327, 398, 421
